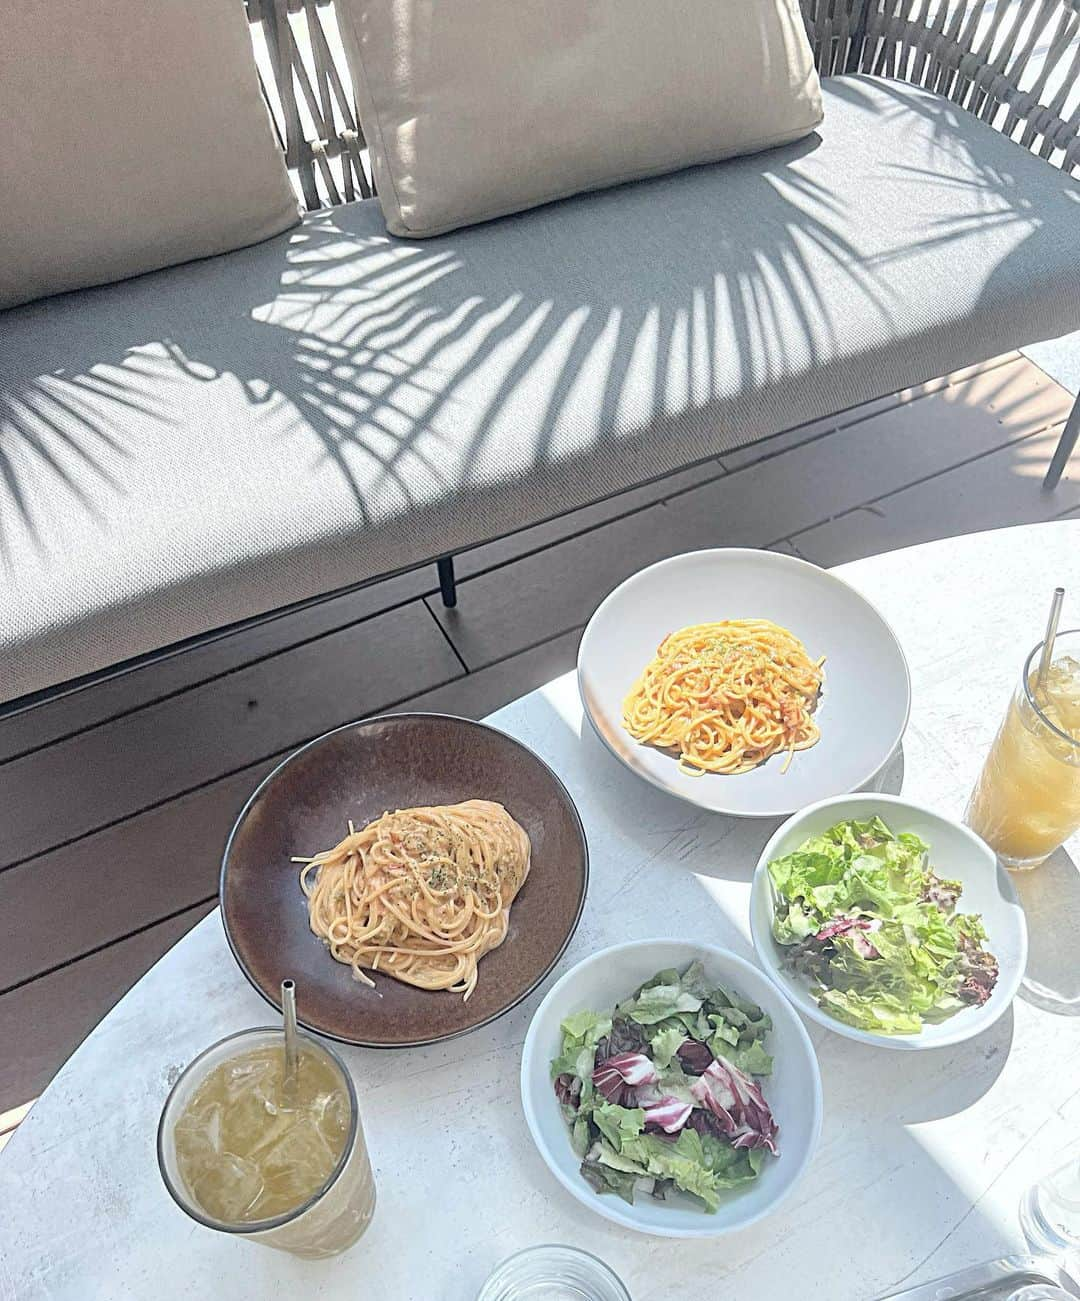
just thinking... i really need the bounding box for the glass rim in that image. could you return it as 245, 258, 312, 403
1023, 627, 1080, 752
156, 1026, 358, 1236
478, 1243, 631, 1299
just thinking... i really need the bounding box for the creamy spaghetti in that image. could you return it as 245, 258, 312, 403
622, 619, 824, 775
297, 799, 531, 1000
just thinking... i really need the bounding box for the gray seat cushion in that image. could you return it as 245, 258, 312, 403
2, 75, 1079, 703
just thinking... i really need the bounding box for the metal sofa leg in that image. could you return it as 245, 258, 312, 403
437, 556, 458, 608
1045, 392, 1080, 490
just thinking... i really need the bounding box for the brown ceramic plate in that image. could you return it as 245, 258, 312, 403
220, 713, 588, 1047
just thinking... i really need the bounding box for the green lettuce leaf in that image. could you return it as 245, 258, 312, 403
817, 987, 923, 1035
768, 849, 846, 899
708, 1020, 740, 1051
727, 1038, 773, 1076
570, 1114, 592, 1157
591, 1102, 645, 1153
678, 960, 714, 1001
580, 1157, 639, 1204
550, 1041, 597, 1082
550, 1009, 611, 1081
649, 1025, 686, 1070
656, 1062, 695, 1105
771, 898, 819, 944
706, 1001, 771, 1047
595, 1140, 648, 1175
619, 983, 703, 1025
618, 1129, 731, 1213
561, 1009, 611, 1042
709, 1004, 750, 1032
699, 1133, 765, 1184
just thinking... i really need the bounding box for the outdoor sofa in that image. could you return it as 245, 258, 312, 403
2, 0, 1079, 709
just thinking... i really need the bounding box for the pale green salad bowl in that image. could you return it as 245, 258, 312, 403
750, 793, 1028, 1051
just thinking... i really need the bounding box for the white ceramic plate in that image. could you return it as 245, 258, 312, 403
577, 548, 911, 817
750, 793, 1028, 1050
520, 940, 822, 1238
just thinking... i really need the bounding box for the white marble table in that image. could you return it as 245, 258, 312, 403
3, 522, 1080, 1301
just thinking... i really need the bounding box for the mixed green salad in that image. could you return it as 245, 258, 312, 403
550, 961, 778, 1213
768, 816, 999, 1035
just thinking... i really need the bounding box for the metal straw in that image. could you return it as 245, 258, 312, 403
1037, 587, 1065, 690
281, 978, 299, 1094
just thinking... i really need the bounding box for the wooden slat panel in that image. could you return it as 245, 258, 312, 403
453, 463, 722, 584
431, 357, 1074, 667
790, 423, 1080, 567
674, 355, 1073, 539
406, 624, 584, 718
0, 771, 268, 992
0, 902, 214, 1115
434, 503, 677, 670
718, 353, 1021, 472
0, 602, 462, 868
0, 570, 431, 764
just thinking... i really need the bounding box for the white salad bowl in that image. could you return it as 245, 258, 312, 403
750, 793, 1029, 1051
520, 939, 823, 1238
577, 548, 911, 818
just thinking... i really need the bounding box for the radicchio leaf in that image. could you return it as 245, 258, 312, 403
643, 1095, 694, 1134
920, 872, 962, 914
851, 932, 880, 959
686, 1108, 727, 1139
595, 1015, 648, 1065
592, 1052, 658, 1105
956, 933, 999, 1006
811, 914, 882, 960
815, 915, 878, 943
676, 1039, 713, 1075
689, 1056, 779, 1154
554, 1073, 582, 1109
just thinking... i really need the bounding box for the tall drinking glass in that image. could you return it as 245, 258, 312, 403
1020, 1151, 1080, 1260
158, 1027, 375, 1258
966, 630, 1080, 870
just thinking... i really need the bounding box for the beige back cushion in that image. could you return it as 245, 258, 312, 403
0, 0, 300, 310
340, 1, 824, 239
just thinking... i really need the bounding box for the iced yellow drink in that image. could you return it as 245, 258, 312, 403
159, 1029, 375, 1257
966, 639, 1080, 870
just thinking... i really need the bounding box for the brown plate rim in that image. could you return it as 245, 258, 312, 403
218, 711, 589, 1049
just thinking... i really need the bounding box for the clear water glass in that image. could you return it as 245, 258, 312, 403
478, 1245, 630, 1300
1020, 1152, 1080, 1259
1006, 1289, 1074, 1300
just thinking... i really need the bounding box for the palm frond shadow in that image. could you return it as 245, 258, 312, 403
2, 81, 1065, 575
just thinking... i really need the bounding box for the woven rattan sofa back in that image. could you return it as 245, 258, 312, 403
245, 0, 1079, 213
